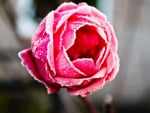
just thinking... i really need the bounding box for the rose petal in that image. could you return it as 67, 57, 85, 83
56, 2, 77, 13
54, 22, 66, 56
54, 2, 106, 33
96, 47, 105, 67
100, 50, 116, 74
46, 11, 56, 75
32, 33, 49, 61
75, 3, 91, 16
54, 10, 76, 32
97, 27, 107, 43
18, 49, 60, 93
96, 46, 109, 69
61, 21, 78, 50
90, 6, 107, 24
19, 49, 42, 81
76, 3, 107, 25
32, 18, 46, 44
62, 20, 100, 50
34, 55, 61, 93
55, 48, 86, 78
54, 67, 107, 87
34, 56, 53, 81
90, 67, 107, 78
106, 51, 116, 73
31, 18, 49, 61
73, 58, 97, 76
54, 77, 84, 87
105, 22, 118, 52
54, 3, 88, 32
65, 24, 107, 63
68, 78, 105, 97
106, 54, 120, 82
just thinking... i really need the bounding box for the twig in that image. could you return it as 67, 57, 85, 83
104, 94, 115, 113
79, 96, 100, 113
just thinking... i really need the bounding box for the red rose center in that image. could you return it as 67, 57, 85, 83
67, 25, 104, 62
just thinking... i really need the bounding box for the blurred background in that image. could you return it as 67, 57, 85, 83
0, 0, 150, 113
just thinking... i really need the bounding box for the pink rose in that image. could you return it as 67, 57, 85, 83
18, 2, 119, 97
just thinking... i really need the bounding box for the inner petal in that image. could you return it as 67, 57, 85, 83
67, 25, 104, 62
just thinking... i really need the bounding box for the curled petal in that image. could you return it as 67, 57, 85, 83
54, 10, 76, 32
61, 21, 77, 50
97, 27, 107, 43
90, 67, 107, 79
55, 48, 86, 78
62, 22, 97, 50
96, 46, 108, 69
73, 58, 97, 76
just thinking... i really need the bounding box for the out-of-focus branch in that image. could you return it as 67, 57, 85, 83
0, 0, 30, 47
0, 0, 16, 28
104, 94, 115, 113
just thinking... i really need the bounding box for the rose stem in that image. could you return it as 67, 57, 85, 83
79, 96, 100, 113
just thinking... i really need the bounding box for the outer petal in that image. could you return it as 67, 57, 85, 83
55, 48, 86, 78
32, 33, 49, 61
18, 49, 60, 93
46, 11, 56, 75
53, 2, 108, 55
90, 5, 107, 24
68, 78, 106, 97
56, 2, 77, 13
104, 22, 118, 52
31, 12, 57, 76
54, 68, 107, 87
54, 77, 86, 87
34, 55, 61, 93
19, 49, 42, 81
104, 51, 116, 73
31, 18, 48, 61
53, 2, 106, 33
106, 54, 120, 82
54, 22, 66, 56
31, 18, 46, 44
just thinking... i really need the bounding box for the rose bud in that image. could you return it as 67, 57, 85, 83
18, 2, 119, 97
